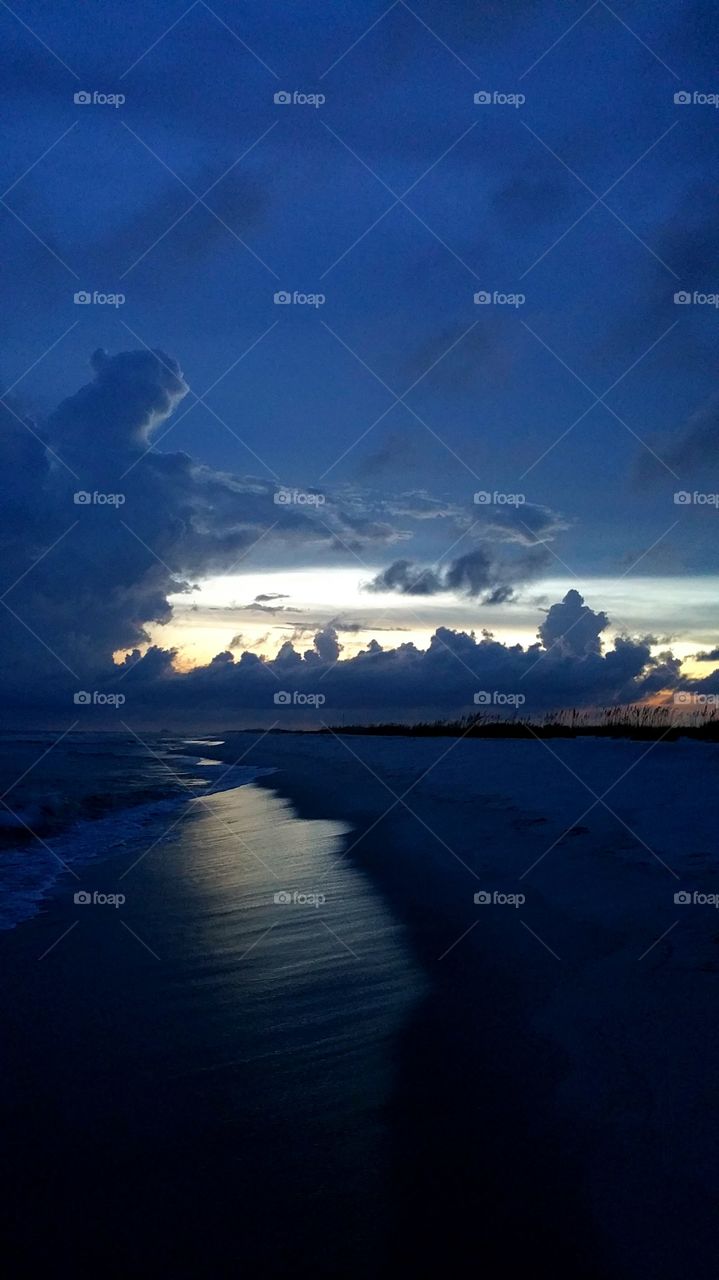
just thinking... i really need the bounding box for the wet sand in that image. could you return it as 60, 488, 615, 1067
213, 731, 719, 1278
0, 780, 421, 1274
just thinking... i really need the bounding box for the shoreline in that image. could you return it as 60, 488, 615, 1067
208, 731, 719, 1278
0, 743, 275, 932
2, 731, 717, 1275
210, 733, 609, 1274
0, 775, 420, 1275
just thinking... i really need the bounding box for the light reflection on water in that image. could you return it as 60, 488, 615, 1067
120, 779, 426, 1269
173, 784, 423, 1041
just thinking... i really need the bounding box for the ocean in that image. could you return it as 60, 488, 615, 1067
0, 731, 275, 930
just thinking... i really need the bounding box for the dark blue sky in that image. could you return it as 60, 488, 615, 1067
1, 0, 718, 717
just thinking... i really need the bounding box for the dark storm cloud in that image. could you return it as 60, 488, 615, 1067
239, 603, 305, 615
327, 618, 410, 635
0, 348, 398, 693
0, 342, 686, 724
50, 347, 188, 454
538, 588, 608, 658
277, 619, 410, 639
86, 590, 683, 720
3, 345, 570, 709
313, 625, 341, 664
443, 548, 495, 595
365, 558, 444, 596
364, 543, 550, 602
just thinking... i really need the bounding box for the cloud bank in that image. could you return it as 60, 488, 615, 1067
81, 586, 681, 726
0, 348, 700, 723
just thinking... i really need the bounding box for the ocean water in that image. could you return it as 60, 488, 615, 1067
0, 731, 274, 929
0, 735, 424, 1273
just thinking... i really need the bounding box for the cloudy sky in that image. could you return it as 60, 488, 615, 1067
1, 0, 718, 722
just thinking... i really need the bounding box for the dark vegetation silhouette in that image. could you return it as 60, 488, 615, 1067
319, 705, 719, 741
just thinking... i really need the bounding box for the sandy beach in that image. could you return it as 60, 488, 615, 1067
214, 731, 719, 1278
1, 731, 717, 1276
